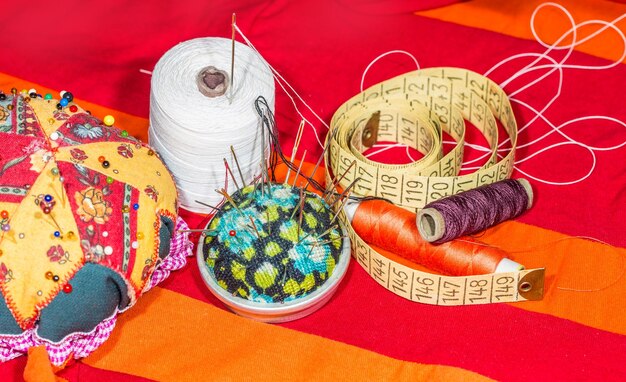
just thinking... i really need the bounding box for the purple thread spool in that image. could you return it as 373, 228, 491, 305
417, 179, 534, 244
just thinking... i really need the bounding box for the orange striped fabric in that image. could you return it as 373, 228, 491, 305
417, 0, 626, 64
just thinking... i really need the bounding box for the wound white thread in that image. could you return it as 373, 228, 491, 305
149, 37, 275, 213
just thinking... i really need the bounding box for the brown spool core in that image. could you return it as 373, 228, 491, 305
197, 66, 229, 98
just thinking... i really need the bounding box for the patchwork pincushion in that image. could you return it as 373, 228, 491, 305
0, 90, 192, 365
202, 183, 343, 304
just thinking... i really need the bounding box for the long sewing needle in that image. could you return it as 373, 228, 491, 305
324, 159, 356, 203
260, 119, 268, 196
223, 158, 241, 191
328, 193, 352, 228
284, 119, 305, 185
230, 145, 247, 188
313, 235, 348, 247
289, 187, 306, 221
230, 13, 236, 103
216, 188, 243, 215
292, 149, 307, 187
248, 216, 261, 238
305, 242, 318, 259
259, 163, 265, 197
302, 128, 338, 191
312, 224, 339, 242
298, 223, 338, 244
297, 187, 305, 240
330, 177, 360, 208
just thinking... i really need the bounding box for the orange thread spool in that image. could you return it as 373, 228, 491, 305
351, 199, 511, 276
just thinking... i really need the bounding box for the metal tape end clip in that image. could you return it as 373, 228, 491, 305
362, 111, 380, 148
518, 268, 546, 301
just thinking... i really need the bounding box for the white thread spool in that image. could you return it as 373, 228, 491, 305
149, 37, 275, 213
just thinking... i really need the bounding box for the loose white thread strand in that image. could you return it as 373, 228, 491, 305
235, 24, 329, 150
357, 3, 626, 186
470, 3, 626, 185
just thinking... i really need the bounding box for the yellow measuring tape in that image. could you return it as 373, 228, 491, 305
325, 67, 545, 305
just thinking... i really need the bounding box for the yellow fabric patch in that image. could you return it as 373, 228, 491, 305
0, 162, 84, 328
55, 143, 176, 213
300, 274, 315, 292
31, 98, 72, 137
0, 95, 179, 329
254, 263, 277, 289
231, 261, 247, 281
283, 279, 300, 295
264, 241, 281, 257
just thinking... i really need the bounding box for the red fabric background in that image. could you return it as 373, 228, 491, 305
1, 0, 625, 381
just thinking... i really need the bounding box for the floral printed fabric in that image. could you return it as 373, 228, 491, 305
0, 93, 183, 362
55, 161, 139, 273
202, 183, 342, 303
54, 113, 139, 147
0, 216, 193, 366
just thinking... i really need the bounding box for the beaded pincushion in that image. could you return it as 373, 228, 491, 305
0, 89, 192, 365
202, 183, 342, 304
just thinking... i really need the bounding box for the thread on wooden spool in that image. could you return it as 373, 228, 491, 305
149, 37, 275, 214
418, 179, 533, 244
348, 199, 522, 276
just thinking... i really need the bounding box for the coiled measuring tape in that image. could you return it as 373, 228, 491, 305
325, 67, 545, 305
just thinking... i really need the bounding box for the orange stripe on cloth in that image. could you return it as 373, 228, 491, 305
376, 220, 626, 335
416, 0, 626, 64
0, 72, 149, 141
484, 221, 626, 335
23, 346, 67, 382
83, 287, 492, 382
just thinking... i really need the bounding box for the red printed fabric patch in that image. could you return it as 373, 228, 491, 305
0, 133, 46, 204
54, 113, 140, 147
56, 161, 140, 281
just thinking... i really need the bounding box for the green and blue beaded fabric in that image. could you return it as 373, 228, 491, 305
202, 183, 342, 303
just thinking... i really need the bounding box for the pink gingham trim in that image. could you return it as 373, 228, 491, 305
0, 315, 116, 365
145, 217, 194, 291
0, 216, 193, 365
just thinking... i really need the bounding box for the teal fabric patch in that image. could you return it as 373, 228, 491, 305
159, 215, 175, 259
0, 294, 21, 335
36, 263, 130, 342
203, 183, 342, 304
